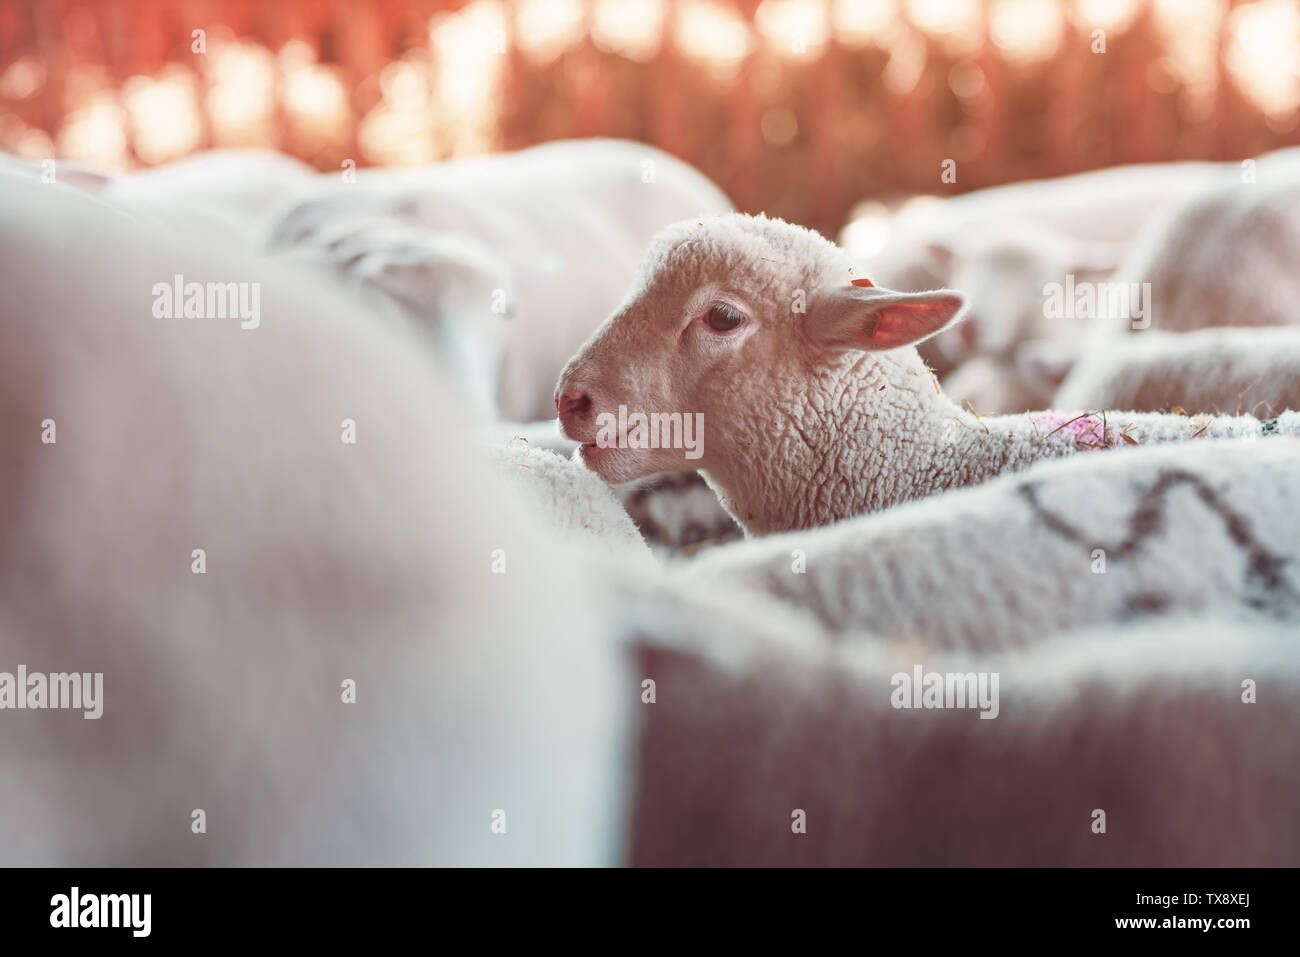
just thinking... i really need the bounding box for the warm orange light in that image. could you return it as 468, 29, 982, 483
360, 57, 435, 165
0, 57, 45, 99
832, 0, 902, 49
430, 0, 505, 157
882, 25, 926, 94
1226, 0, 1300, 118
906, 0, 983, 55
592, 0, 665, 61
202, 37, 277, 146
755, 0, 830, 59
122, 66, 203, 164
1070, 0, 1143, 33
57, 89, 128, 167
514, 0, 585, 65
990, 0, 1066, 64
676, 0, 754, 78
840, 201, 891, 260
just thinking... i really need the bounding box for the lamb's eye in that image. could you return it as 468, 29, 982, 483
705, 303, 746, 332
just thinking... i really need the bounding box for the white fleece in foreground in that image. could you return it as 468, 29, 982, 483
0, 170, 631, 866
630, 604, 1300, 865
685, 440, 1300, 650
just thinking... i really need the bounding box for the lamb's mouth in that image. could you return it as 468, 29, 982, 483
579, 441, 618, 461
576, 441, 651, 483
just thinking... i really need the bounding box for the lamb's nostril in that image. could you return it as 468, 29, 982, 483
557, 390, 592, 417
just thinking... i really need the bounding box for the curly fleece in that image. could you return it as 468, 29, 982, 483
558, 212, 1300, 535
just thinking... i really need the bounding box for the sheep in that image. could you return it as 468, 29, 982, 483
263, 138, 732, 422
869, 219, 1124, 392
279, 216, 515, 422
555, 212, 1300, 535
848, 159, 1238, 385
0, 169, 633, 865
0, 149, 317, 248
407, 454, 1299, 866
1097, 156, 1300, 338
681, 439, 1300, 650
868, 157, 1238, 249
21, 168, 1296, 869
1055, 326, 1300, 416
937, 351, 1050, 416
850, 149, 1300, 411
85, 148, 317, 243
629, 593, 1300, 865
1050, 154, 1300, 401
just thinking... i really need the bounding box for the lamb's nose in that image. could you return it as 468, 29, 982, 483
556, 390, 592, 417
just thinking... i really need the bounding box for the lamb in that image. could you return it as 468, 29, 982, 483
681, 439, 1300, 650
555, 212, 1300, 535
1055, 326, 1300, 415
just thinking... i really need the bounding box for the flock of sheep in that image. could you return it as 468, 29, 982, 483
2, 140, 1297, 865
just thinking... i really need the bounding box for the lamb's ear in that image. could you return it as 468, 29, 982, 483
807, 285, 968, 352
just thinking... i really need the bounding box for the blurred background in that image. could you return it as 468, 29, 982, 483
1, 0, 1297, 235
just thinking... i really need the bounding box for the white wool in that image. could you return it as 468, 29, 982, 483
1103, 155, 1300, 337
939, 353, 1045, 415
490, 444, 654, 569
871, 159, 1236, 249
617, 471, 743, 559
684, 440, 1300, 649
0, 170, 631, 866
1058, 152, 1300, 396
0, 149, 316, 249
874, 221, 1124, 390
1057, 326, 1300, 415
91, 148, 317, 241
10, 153, 1298, 870
484, 420, 740, 558
631, 602, 1300, 865
263, 139, 732, 422
852, 160, 1235, 384
557, 211, 1300, 534
851, 150, 1300, 411
280, 217, 515, 422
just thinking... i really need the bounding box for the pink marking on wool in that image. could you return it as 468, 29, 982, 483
1033, 411, 1122, 450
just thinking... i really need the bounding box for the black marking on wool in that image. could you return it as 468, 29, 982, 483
621, 473, 741, 551
1124, 592, 1171, 615
1017, 468, 1298, 613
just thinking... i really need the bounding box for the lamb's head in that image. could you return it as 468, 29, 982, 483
555, 213, 968, 509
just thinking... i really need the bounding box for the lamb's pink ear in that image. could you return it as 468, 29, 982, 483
807, 285, 967, 352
